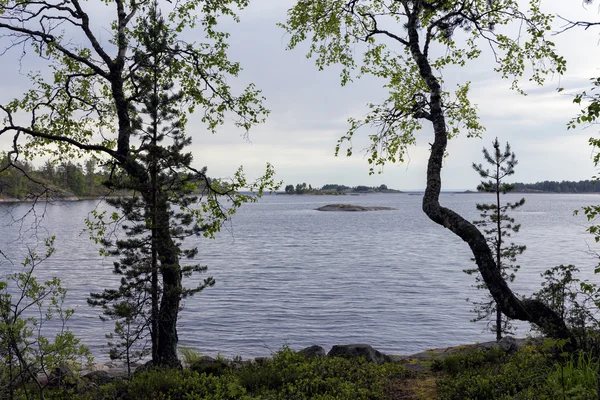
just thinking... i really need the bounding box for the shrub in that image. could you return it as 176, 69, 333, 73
436, 346, 550, 399
58, 346, 411, 400
545, 351, 598, 400
236, 346, 410, 399
0, 238, 92, 400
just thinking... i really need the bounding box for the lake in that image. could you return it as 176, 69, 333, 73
0, 192, 598, 360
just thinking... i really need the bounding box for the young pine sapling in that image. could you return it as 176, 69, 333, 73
465, 138, 526, 341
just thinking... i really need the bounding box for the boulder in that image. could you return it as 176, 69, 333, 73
498, 336, 521, 354
473, 336, 527, 354
48, 365, 76, 389
299, 345, 326, 358
83, 370, 114, 386
328, 344, 391, 364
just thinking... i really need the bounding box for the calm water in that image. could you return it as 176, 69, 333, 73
0, 193, 599, 360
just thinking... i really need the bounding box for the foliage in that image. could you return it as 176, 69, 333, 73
563, 12, 600, 339
545, 351, 599, 400
295, 182, 309, 194
284, 184, 295, 194
233, 346, 408, 398
87, 3, 219, 369
0, 238, 92, 400
512, 180, 600, 193
321, 184, 351, 192
189, 358, 230, 378
280, 0, 572, 342
0, 158, 111, 200
464, 138, 525, 340
435, 344, 600, 400
0, 0, 278, 366
178, 347, 204, 368
282, 183, 396, 194
38, 347, 410, 400
533, 265, 600, 352
280, 0, 564, 175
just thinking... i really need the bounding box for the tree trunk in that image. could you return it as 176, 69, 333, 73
405, 8, 574, 346
119, 159, 181, 368
155, 195, 182, 368
496, 308, 502, 342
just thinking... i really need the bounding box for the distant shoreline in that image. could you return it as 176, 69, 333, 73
2, 190, 600, 204
456, 190, 600, 195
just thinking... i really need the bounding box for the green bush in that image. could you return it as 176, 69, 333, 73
545, 351, 598, 400
124, 369, 248, 400
0, 238, 92, 400
432, 346, 507, 374
188, 358, 230, 377
48, 347, 410, 400
236, 347, 410, 399
436, 346, 550, 400
436, 344, 600, 400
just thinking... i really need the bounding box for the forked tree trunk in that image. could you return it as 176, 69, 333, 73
405, 11, 574, 346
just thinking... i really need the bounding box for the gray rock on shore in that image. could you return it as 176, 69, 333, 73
299, 345, 326, 358
328, 344, 391, 364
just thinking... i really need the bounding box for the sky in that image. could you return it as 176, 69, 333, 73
2, 0, 600, 191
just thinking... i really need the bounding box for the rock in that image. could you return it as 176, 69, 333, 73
498, 336, 520, 353
299, 345, 326, 358
83, 370, 115, 385
48, 365, 76, 389
315, 204, 396, 212
473, 336, 527, 354
328, 344, 391, 364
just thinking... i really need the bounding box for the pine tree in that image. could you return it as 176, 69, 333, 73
465, 138, 526, 341
88, 3, 215, 368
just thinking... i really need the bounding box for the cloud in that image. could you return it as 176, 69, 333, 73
1, 0, 599, 191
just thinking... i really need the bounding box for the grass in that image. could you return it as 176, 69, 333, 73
434, 343, 600, 400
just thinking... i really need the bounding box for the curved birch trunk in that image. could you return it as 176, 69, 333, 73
405, 9, 574, 345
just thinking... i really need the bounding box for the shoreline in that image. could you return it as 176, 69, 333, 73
2, 191, 599, 203
78, 336, 531, 378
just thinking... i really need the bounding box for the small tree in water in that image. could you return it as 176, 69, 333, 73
465, 138, 526, 341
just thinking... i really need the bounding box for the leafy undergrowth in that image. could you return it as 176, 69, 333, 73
11, 341, 600, 399
32, 347, 412, 400
434, 343, 600, 400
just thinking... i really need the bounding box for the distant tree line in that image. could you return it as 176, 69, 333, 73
0, 158, 216, 200
283, 183, 395, 194
512, 180, 599, 193
0, 158, 111, 199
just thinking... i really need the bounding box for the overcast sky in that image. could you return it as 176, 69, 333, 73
2, 0, 600, 191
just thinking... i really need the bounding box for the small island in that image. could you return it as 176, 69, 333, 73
283, 183, 402, 195
316, 204, 397, 212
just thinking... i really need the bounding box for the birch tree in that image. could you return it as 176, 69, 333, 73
281, 0, 573, 343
